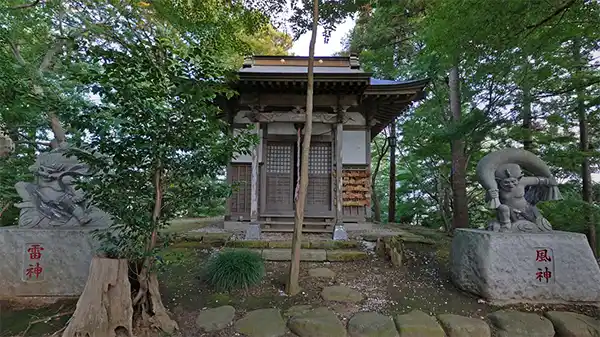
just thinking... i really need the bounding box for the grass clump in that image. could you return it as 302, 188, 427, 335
202, 249, 265, 291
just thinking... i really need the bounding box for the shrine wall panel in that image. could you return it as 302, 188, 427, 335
267, 122, 331, 136
342, 130, 367, 164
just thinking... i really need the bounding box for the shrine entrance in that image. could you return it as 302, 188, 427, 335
264, 140, 332, 218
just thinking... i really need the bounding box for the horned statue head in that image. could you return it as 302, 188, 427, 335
494, 163, 523, 191
30, 144, 90, 182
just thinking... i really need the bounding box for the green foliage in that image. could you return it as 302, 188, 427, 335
539, 188, 600, 253
239, 24, 293, 56
348, 0, 599, 237
59, 1, 259, 262
202, 249, 265, 292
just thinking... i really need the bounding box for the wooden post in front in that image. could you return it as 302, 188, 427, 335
333, 121, 347, 240
335, 123, 344, 222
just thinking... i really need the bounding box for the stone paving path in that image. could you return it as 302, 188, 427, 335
194, 268, 600, 337
195, 304, 600, 337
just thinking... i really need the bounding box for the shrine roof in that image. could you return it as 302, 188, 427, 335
240, 65, 364, 74
232, 55, 430, 139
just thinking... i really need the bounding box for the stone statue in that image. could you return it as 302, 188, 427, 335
476, 148, 562, 233
14, 143, 111, 229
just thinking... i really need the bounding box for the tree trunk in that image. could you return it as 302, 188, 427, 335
286, 0, 318, 296
372, 186, 382, 223
62, 258, 134, 337
64, 167, 178, 336
371, 139, 388, 223
388, 120, 396, 223
449, 66, 469, 229
48, 111, 67, 147
573, 42, 596, 257
521, 72, 534, 152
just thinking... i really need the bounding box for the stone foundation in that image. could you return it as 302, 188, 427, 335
0, 226, 103, 299
450, 228, 600, 305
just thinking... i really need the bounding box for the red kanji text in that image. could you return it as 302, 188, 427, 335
535, 249, 551, 262
536, 267, 552, 283
27, 244, 44, 260
25, 262, 43, 280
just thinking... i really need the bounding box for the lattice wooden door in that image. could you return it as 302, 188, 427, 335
265, 142, 294, 214
306, 142, 332, 216
229, 164, 251, 219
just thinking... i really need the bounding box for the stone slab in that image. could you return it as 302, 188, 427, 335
488, 310, 555, 337
394, 310, 445, 337
195, 305, 235, 332
544, 311, 600, 337
348, 311, 399, 337
326, 250, 368, 261
235, 308, 286, 337
450, 229, 600, 304
262, 249, 326, 261
0, 226, 103, 298
245, 223, 261, 240
437, 314, 491, 337
287, 307, 347, 337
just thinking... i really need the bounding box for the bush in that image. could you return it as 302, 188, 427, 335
202, 249, 265, 291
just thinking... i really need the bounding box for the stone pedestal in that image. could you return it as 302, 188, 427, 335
333, 224, 348, 241
0, 226, 103, 299
244, 222, 261, 240
450, 228, 600, 305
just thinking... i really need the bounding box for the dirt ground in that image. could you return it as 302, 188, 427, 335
159, 235, 600, 337
2, 224, 599, 337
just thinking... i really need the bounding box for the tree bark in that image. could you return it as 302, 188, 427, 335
65, 166, 178, 336
573, 41, 596, 257
62, 258, 134, 337
521, 72, 534, 152
371, 138, 389, 223
286, 0, 318, 296
449, 66, 469, 229
388, 120, 396, 223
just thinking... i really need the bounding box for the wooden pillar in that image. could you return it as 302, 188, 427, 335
388, 118, 397, 223
335, 122, 344, 224
250, 122, 260, 222
365, 126, 372, 220
259, 123, 268, 218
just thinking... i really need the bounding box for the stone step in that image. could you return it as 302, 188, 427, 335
265, 221, 334, 226
229, 248, 368, 262
226, 239, 359, 249
262, 227, 333, 233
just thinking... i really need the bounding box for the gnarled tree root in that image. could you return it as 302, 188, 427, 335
61, 257, 179, 337
137, 273, 179, 334
62, 257, 134, 337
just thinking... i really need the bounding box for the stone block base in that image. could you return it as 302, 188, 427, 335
450, 229, 600, 305
0, 226, 103, 299
244, 223, 261, 240
332, 224, 348, 240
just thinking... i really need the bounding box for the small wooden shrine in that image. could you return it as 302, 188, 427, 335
220, 55, 428, 233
